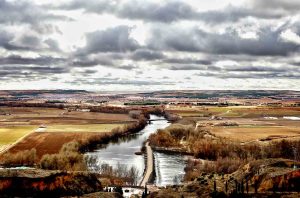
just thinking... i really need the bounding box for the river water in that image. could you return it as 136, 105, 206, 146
85, 115, 187, 186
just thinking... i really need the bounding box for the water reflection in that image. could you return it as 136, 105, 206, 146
85, 115, 187, 186
85, 115, 170, 181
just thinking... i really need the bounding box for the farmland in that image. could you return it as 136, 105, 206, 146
0, 106, 137, 157
0, 90, 299, 197
0, 125, 37, 146
166, 106, 300, 118
211, 126, 300, 142
0, 107, 135, 125
6, 132, 108, 159
40, 124, 124, 133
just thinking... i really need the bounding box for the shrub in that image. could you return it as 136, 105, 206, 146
149, 129, 178, 147
0, 148, 36, 166
39, 142, 87, 171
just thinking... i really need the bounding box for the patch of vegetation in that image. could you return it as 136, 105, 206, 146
149, 121, 300, 182
39, 141, 87, 171
45, 124, 125, 133
0, 125, 37, 146
0, 148, 36, 166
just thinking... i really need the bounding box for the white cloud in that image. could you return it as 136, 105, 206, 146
281, 29, 300, 45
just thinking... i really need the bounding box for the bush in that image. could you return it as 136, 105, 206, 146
0, 149, 36, 166
39, 142, 87, 171
149, 129, 178, 147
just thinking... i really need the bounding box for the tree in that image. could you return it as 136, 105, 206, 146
129, 166, 139, 186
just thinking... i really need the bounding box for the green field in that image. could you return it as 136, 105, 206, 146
44, 124, 125, 133
0, 125, 37, 146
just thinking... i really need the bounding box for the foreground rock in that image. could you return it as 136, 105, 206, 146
149, 158, 300, 198
231, 158, 300, 193
0, 169, 102, 197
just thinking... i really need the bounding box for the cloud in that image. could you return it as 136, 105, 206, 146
0, 0, 299, 90
77, 26, 140, 55
0, 55, 65, 65
164, 58, 212, 65
251, 0, 300, 12
168, 65, 207, 70
0, 29, 62, 52
0, 65, 69, 81
0, 0, 69, 25
197, 6, 284, 24
131, 49, 165, 61
66, 77, 174, 86
55, 0, 286, 23
0, 30, 28, 51
55, 0, 196, 23
195, 64, 300, 79
147, 25, 300, 56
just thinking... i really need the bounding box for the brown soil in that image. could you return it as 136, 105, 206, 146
6, 132, 108, 159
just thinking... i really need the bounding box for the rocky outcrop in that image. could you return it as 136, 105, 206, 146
231, 158, 300, 193
0, 169, 102, 197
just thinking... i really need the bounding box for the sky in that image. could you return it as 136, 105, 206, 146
0, 0, 300, 91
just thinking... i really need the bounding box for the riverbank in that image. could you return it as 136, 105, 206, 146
85, 114, 172, 187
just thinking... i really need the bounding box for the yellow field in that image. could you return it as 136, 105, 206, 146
0, 125, 37, 146
167, 106, 300, 118
211, 126, 300, 142
0, 107, 135, 125
42, 124, 125, 133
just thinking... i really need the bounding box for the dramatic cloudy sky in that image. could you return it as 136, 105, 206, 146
0, 0, 300, 91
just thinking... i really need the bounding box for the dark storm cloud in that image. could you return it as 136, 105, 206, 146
0, 30, 29, 51
0, 64, 69, 82
0, 0, 69, 25
168, 65, 220, 71
291, 62, 300, 66
147, 25, 300, 56
195, 64, 300, 79
116, 1, 195, 23
0, 55, 65, 65
77, 26, 139, 55
164, 58, 212, 65
55, 0, 196, 23
197, 6, 284, 24
73, 69, 98, 76
168, 65, 207, 70
118, 64, 137, 70
0, 29, 61, 52
72, 58, 114, 67
71, 52, 126, 67
55, 0, 285, 24
82, 69, 97, 74
0, 65, 68, 74
131, 49, 165, 61
225, 65, 288, 72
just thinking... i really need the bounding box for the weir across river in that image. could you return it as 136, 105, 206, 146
139, 142, 154, 186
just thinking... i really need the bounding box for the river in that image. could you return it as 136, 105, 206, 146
85, 115, 187, 186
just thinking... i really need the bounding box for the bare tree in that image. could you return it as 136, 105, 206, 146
129, 166, 139, 186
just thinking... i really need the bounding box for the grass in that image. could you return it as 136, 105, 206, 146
0, 125, 37, 146
0, 107, 135, 126
177, 112, 205, 117
6, 132, 105, 158
44, 124, 125, 133
211, 126, 300, 142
